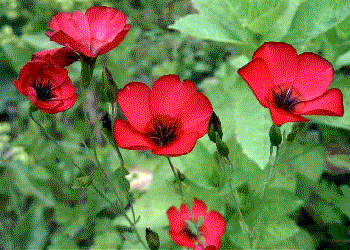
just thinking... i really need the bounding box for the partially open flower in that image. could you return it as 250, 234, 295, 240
46, 6, 130, 58
31, 47, 79, 68
167, 199, 226, 249
13, 61, 77, 114
113, 75, 213, 157
238, 42, 343, 126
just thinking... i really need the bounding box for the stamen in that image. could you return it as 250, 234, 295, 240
273, 85, 300, 112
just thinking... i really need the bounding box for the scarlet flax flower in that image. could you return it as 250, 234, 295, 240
113, 75, 213, 157
238, 42, 343, 126
167, 198, 226, 249
46, 6, 130, 58
13, 61, 77, 114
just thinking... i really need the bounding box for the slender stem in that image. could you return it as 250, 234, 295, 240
166, 157, 184, 199
29, 111, 148, 249
225, 156, 251, 239
101, 128, 125, 168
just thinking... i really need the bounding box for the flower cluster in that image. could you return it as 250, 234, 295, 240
14, 6, 130, 113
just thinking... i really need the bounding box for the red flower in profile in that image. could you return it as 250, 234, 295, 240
13, 61, 77, 114
113, 75, 213, 157
167, 199, 226, 249
32, 47, 79, 68
238, 42, 343, 126
46, 6, 130, 58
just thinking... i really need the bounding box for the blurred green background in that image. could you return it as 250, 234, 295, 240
2, 0, 350, 249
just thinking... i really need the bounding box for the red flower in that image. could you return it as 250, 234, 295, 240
237, 42, 343, 126
113, 75, 213, 157
32, 47, 79, 68
13, 61, 77, 114
46, 6, 130, 58
167, 199, 226, 249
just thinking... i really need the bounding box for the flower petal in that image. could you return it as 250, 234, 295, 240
47, 11, 90, 42
86, 6, 127, 42
177, 93, 213, 138
167, 206, 186, 233
295, 88, 344, 116
113, 120, 155, 150
253, 42, 298, 85
47, 31, 94, 57
44, 94, 78, 114
150, 75, 197, 117
96, 25, 131, 56
237, 58, 274, 107
32, 47, 79, 67
180, 203, 192, 221
201, 211, 226, 249
169, 231, 195, 248
267, 101, 309, 126
117, 82, 152, 132
152, 132, 199, 157
191, 199, 208, 222
293, 52, 334, 101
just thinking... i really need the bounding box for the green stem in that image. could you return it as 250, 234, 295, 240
225, 156, 251, 240
166, 157, 184, 199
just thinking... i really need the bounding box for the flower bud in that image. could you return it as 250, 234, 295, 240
102, 67, 118, 103
146, 228, 160, 250
269, 124, 282, 146
215, 133, 229, 157
208, 111, 223, 143
102, 112, 112, 134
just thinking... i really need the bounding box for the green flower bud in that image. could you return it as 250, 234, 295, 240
269, 125, 282, 146
146, 228, 160, 250
215, 133, 229, 157
102, 67, 118, 103
208, 111, 223, 143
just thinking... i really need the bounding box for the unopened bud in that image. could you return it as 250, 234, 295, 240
208, 112, 223, 143
102, 67, 118, 103
102, 112, 112, 134
146, 228, 160, 250
215, 133, 229, 157
269, 125, 282, 146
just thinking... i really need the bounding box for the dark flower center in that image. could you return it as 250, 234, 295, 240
183, 226, 198, 239
146, 116, 181, 147
272, 85, 300, 112
33, 77, 53, 101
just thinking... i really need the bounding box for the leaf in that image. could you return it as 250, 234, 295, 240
71, 175, 93, 189
283, 0, 350, 50
0, 41, 34, 73
258, 217, 300, 248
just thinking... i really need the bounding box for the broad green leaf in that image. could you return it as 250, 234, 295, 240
22, 33, 61, 51
91, 231, 122, 249
0, 41, 34, 73
48, 233, 79, 250
292, 146, 326, 182
258, 217, 300, 248
283, 0, 350, 50
265, 188, 304, 218
71, 175, 93, 189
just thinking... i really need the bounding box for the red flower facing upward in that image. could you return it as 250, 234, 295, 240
46, 6, 130, 58
238, 42, 343, 126
113, 75, 213, 157
13, 61, 77, 114
32, 47, 79, 68
167, 199, 226, 249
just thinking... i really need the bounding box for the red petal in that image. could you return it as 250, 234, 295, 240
237, 58, 274, 107
86, 6, 127, 42
295, 88, 344, 116
150, 75, 197, 117
191, 199, 208, 222
113, 120, 155, 150
167, 206, 186, 233
169, 231, 195, 248
177, 93, 212, 138
32, 47, 79, 67
267, 101, 309, 126
152, 132, 199, 157
180, 203, 192, 221
52, 79, 76, 99
48, 31, 94, 57
201, 211, 226, 249
205, 246, 217, 250
293, 52, 334, 101
45, 94, 78, 114
45, 66, 69, 88
117, 82, 152, 132
96, 25, 131, 56
253, 42, 298, 86
47, 11, 90, 42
